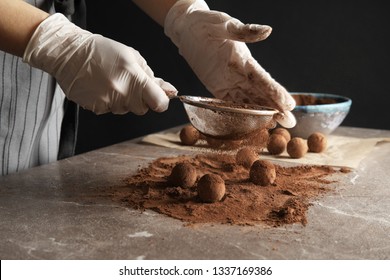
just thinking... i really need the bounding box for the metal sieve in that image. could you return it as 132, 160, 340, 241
175, 95, 278, 139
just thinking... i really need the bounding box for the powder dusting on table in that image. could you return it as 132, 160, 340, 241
111, 153, 346, 227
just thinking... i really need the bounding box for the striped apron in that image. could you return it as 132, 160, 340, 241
0, 0, 85, 175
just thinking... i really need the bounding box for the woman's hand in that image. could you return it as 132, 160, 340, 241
164, 0, 295, 127
23, 13, 177, 115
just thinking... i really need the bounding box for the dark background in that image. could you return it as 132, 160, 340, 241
77, 0, 389, 155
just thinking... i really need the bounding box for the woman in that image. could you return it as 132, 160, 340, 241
0, 0, 295, 175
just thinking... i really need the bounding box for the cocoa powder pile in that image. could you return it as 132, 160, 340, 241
112, 153, 346, 227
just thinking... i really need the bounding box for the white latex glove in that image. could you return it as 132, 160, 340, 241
164, 0, 296, 128
23, 13, 177, 115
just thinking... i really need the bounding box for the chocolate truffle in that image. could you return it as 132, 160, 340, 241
169, 162, 197, 188
287, 137, 308, 159
180, 125, 200, 146
249, 159, 276, 186
245, 128, 269, 148
205, 136, 223, 148
236, 147, 258, 168
197, 174, 226, 203
267, 134, 287, 155
272, 128, 291, 142
224, 139, 243, 150
307, 132, 327, 153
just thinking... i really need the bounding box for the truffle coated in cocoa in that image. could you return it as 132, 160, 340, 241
180, 125, 200, 146
307, 132, 327, 153
169, 162, 197, 188
267, 134, 287, 155
224, 139, 243, 150
236, 147, 258, 168
205, 136, 223, 148
287, 137, 308, 159
272, 128, 291, 142
249, 159, 276, 186
197, 174, 226, 203
245, 128, 269, 148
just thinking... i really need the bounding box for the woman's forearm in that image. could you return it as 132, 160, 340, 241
1, 0, 181, 57
0, 0, 49, 57
132, 0, 179, 26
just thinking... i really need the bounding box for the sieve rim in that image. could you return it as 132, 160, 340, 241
179, 96, 278, 116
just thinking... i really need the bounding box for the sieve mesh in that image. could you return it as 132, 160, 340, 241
180, 96, 277, 139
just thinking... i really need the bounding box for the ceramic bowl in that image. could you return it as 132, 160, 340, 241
288, 92, 352, 138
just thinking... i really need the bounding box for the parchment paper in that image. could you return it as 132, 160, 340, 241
142, 131, 390, 169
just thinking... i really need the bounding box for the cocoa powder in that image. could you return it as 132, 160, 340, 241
293, 94, 337, 106
111, 153, 346, 227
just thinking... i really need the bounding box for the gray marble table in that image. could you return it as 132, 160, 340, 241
1, 126, 390, 260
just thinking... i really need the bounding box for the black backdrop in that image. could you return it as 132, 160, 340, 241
76, 0, 389, 154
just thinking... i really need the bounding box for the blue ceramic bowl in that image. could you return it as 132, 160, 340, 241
288, 92, 352, 138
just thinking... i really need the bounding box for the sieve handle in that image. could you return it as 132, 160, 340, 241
166, 91, 180, 100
